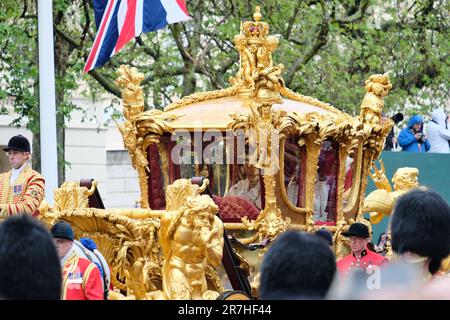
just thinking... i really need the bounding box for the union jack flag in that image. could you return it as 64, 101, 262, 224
84, 0, 190, 72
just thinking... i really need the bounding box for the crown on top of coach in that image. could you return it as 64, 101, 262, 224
242, 6, 269, 43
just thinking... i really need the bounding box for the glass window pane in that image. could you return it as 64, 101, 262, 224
342, 155, 356, 208
283, 137, 305, 208
314, 141, 338, 225
218, 153, 262, 223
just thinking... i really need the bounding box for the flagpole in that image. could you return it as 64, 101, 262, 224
37, 0, 59, 205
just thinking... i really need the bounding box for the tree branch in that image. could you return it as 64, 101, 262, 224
78, 0, 91, 51
288, 37, 306, 46
170, 24, 195, 63
331, 0, 370, 24
141, 67, 185, 85
284, 2, 301, 39
136, 36, 159, 59
285, 1, 329, 87
88, 70, 122, 97
54, 26, 79, 51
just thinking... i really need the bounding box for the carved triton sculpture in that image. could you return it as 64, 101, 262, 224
158, 191, 224, 299
363, 160, 420, 224
38, 179, 224, 300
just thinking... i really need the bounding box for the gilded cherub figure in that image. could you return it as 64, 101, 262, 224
359, 73, 392, 129
255, 36, 285, 92
231, 34, 257, 90
158, 195, 224, 300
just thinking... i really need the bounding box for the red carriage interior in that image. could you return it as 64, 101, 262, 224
144, 133, 340, 225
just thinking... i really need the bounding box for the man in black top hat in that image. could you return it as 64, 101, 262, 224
336, 222, 387, 277
0, 135, 45, 217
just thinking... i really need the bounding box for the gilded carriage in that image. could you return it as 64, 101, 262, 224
39, 7, 394, 299
115, 7, 393, 242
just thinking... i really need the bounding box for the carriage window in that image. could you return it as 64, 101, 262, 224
342, 145, 362, 212
283, 137, 305, 208
169, 132, 199, 181
342, 155, 355, 208
203, 137, 228, 197
218, 147, 262, 223
224, 161, 262, 210
179, 138, 197, 179
313, 140, 338, 225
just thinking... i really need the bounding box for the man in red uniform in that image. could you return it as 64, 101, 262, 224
0, 135, 45, 217
336, 222, 387, 277
51, 221, 104, 300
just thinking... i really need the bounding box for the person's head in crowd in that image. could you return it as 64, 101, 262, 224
259, 231, 336, 299
342, 222, 370, 257
3, 134, 31, 169
408, 115, 424, 133
314, 228, 333, 249
391, 188, 450, 275
0, 215, 61, 299
431, 109, 447, 127
51, 221, 75, 259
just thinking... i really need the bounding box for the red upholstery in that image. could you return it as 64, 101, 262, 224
213, 195, 260, 223
147, 144, 166, 209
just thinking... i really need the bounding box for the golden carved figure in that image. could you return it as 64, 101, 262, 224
40, 178, 226, 300
255, 37, 285, 93
38, 181, 97, 227
242, 174, 291, 244
115, 65, 150, 208
230, 6, 285, 98
231, 33, 257, 90
248, 101, 283, 170
441, 256, 450, 274
230, 89, 291, 243
38, 181, 162, 300
117, 121, 149, 172
116, 65, 145, 112
334, 216, 350, 259
360, 73, 392, 128
158, 194, 224, 300
55, 181, 96, 211
363, 161, 420, 224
